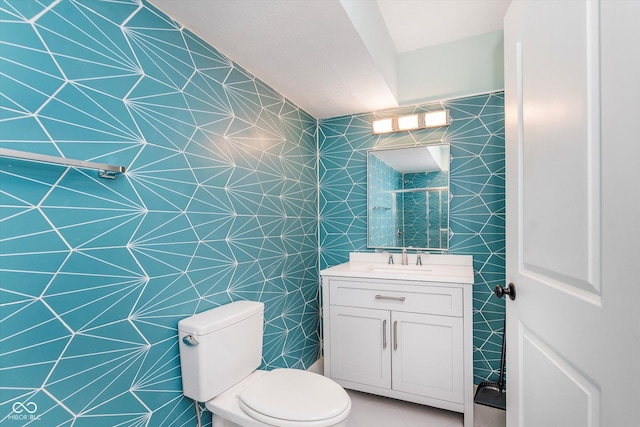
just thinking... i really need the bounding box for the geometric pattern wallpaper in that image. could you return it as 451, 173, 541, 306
0, 1, 318, 425
318, 92, 506, 384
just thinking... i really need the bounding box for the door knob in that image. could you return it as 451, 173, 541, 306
495, 283, 516, 301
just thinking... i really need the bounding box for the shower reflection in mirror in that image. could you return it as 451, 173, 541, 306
367, 144, 449, 251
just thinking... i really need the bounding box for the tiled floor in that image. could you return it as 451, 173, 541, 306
343, 389, 506, 427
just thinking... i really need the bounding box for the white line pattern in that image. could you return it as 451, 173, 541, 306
1, 1, 318, 425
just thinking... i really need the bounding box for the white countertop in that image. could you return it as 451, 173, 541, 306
320, 253, 474, 284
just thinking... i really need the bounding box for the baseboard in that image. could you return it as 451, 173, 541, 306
307, 357, 324, 375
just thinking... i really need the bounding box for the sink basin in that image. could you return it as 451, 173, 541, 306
369, 265, 432, 273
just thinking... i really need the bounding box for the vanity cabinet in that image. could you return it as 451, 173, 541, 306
321, 254, 474, 427
330, 305, 463, 402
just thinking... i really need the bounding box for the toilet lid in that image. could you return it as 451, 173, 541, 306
239, 369, 350, 424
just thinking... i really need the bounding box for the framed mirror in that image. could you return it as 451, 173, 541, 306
367, 144, 450, 251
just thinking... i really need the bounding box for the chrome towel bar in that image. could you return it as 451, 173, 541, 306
0, 148, 126, 179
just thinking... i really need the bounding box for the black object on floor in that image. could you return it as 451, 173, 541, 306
474, 317, 506, 410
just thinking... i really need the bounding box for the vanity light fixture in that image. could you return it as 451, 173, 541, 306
423, 110, 450, 128
372, 118, 394, 134
371, 110, 450, 134
396, 114, 420, 131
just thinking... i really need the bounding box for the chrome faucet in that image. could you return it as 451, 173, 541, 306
416, 250, 422, 266
377, 249, 394, 264
401, 248, 408, 265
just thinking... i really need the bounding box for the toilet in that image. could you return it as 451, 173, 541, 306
178, 301, 351, 427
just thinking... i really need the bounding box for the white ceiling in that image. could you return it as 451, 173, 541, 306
371, 145, 449, 174
149, 0, 510, 119
378, 0, 510, 53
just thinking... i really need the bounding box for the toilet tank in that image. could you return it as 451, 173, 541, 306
178, 301, 264, 402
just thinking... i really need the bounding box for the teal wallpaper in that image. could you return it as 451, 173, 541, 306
0, 1, 318, 425
318, 93, 506, 384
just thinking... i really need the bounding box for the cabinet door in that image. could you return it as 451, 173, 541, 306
392, 311, 463, 403
329, 306, 391, 389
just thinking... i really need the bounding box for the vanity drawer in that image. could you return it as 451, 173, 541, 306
329, 279, 463, 317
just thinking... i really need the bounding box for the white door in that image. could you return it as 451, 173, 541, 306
329, 306, 391, 388
504, 1, 640, 426
392, 311, 463, 403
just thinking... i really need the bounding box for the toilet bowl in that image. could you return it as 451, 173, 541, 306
178, 301, 351, 427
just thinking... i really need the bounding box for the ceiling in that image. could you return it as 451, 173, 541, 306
149, 0, 511, 119
371, 145, 449, 174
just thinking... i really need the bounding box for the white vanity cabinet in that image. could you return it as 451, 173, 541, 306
321, 253, 474, 427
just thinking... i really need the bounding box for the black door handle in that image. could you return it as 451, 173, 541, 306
495, 283, 516, 301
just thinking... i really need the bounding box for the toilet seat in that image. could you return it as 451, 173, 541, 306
238, 369, 351, 427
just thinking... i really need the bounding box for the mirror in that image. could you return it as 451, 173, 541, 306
367, 144, 449, 251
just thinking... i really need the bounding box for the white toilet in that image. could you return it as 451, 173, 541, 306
178, 301, 351, 427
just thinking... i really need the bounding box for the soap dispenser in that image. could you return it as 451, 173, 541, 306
401, 248, 408, 265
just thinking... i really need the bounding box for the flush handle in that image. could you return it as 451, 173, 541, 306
495, 283, 516, 301
182, 335, 199, 347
